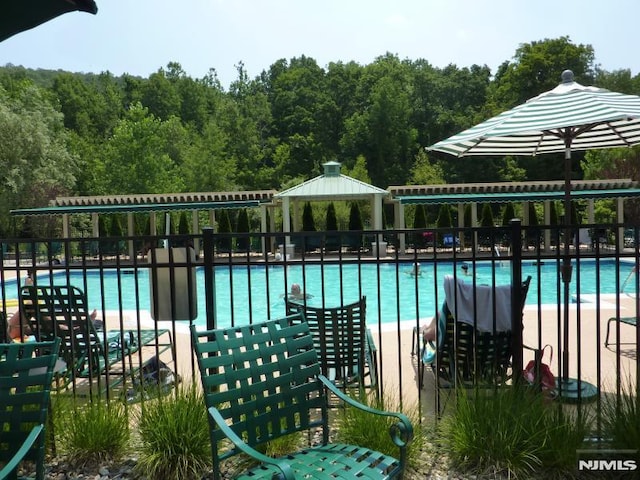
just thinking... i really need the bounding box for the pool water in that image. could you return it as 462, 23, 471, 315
3, 259, 632, 328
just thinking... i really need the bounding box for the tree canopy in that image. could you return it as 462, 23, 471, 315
1, 36, 639, 235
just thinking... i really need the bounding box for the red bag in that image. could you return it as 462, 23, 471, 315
523, 345, 556, 396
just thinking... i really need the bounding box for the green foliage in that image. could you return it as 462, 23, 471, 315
235, 208, 251, 251
480, 203, 494, 227
135, 383, 211, 480
410, 150, 445, 185
550, 201, 559, 225
440, 386, 589, 478
334, 388, 426, 469
413, 204, 427, 229
601, 374, 640, 455
528, 202, 539, 226
348, 202, 363, 231
436, 204, 453, 228
326, 203, 338, 231
178, 211, 190, 235
216, 209, 234, 252
502, 203, 516, 226
55, 397, 130, 467
302, 202, 316, 231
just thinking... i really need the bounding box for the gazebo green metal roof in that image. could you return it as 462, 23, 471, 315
274, 161, 388, 201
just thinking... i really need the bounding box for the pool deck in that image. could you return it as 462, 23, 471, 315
95, 287, 637, 419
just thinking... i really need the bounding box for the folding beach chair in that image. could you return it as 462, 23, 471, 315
20, 285, 174, 393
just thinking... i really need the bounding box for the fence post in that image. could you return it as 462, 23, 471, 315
510, 218, 523, 383
203, 227, 216, 330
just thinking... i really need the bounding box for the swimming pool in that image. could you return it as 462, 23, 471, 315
2, 258, 633, 328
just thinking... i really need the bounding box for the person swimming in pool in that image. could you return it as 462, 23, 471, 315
408, 262, 422, 277
284, 283, 313, 301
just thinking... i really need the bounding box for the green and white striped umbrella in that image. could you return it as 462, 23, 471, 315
1, 0, 98, 42
428, 69, 640, 402
428, 69, 640, 157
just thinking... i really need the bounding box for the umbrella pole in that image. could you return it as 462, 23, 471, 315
558, 145, 597, 403
561, 147, 572, 383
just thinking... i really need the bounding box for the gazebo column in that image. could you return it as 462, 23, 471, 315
471, 203, 478, 248
457, 203, 464, 249
192, 210, 200, 255
372, 193, 383, 238
127, 213, 135, 259
260, 204, 268, 256
394, 201, 405, 253
543, 201, 551, 253
587, 199, 595, 224
282, 197, 291, 250
617, 197, 625, 250
269, 205, 276, 253
522, 201, 530, 249
91, 213, 99, 237
150, 212, 157, 237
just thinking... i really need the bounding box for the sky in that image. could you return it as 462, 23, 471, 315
1, 0, 639, 90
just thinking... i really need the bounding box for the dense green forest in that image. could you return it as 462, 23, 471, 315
2, 36, 640, 237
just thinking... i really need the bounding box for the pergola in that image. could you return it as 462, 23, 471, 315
388, 178, 640, 252
11, 172, 640, 256
11, 191, 276, 258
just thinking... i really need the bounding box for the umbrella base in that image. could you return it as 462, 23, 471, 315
555, 377, 597, 403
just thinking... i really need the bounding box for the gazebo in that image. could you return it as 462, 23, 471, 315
273, 161, 389, 253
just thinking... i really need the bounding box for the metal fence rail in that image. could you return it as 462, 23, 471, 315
0, 222, 638, 436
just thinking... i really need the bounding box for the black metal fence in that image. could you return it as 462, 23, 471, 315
1, 221, 638, 430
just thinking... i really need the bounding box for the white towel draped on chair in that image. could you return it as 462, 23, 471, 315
443, 275, 512, 332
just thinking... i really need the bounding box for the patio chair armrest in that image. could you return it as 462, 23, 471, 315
365, 328, 377, 355
0, 424, 43, 478
318, 374, 413, 448
207, 407, 295, 480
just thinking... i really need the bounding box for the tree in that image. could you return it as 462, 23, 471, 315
0, 82, 76, 235
99, 103, 187, 195
479, 203, 495, 247
410, 150, 445, 185
412, 204, 428, 248
502, 203, 516, 226
326, 203, 338, 231
348, 203, 363, 231
302, 202, 316, 231
235, 209, 251, 252
216, 209, 233, 253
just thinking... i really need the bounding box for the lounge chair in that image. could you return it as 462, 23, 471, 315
605, 316, 637, 347
0, 338, 61, 480
415, 275, 531, 390
190, 315, 413, 480
20, 285, 174, 392
285, 296, 377, 390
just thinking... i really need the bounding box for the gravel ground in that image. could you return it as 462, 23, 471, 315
28, 449, 504, 480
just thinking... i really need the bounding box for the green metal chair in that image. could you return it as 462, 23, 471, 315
191, 315, 413, 480
20, 285, 174, 392
285, 296, 378, 391
0, 338, 61, 480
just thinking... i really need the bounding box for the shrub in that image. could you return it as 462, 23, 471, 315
135, 383, 211, 480
333, 388, 426, 469
55, 397, 130, 467
440, 386, 589, 478
601, 374, 640, 456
